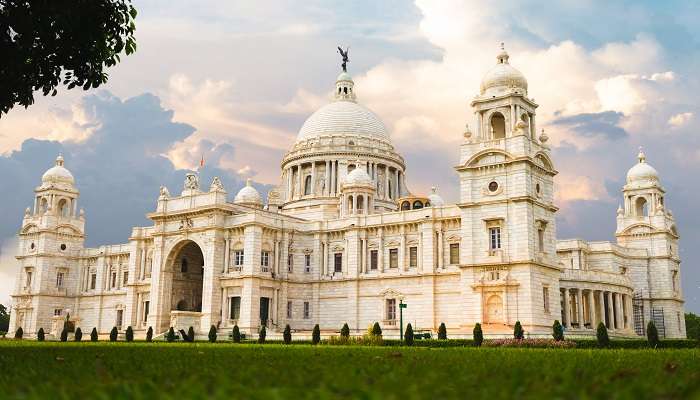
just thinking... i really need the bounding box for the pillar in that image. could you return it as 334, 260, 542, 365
576, 289, 584, 329
287, 168, 292, 200
614, 293, 623, 330
562, 288, 570, 328
384, 166, 390, 200
330, 161, 336, 196
223, 237, 230, 273
597, 290, 605, 328
606, 291, 614, 329
437, 229, 444, 269
325, 161, 331, 196
378, 228, 384, 272
399, 225, 406, 271
310, 162, 316, 195
587, 290, 595, 328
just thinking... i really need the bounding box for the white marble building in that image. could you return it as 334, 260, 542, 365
9, 47, 686, 339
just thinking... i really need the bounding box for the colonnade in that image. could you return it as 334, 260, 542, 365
560, 287, 632, 331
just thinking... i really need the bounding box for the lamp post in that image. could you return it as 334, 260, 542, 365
399, 300, 407, 341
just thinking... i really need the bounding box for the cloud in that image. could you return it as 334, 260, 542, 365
668, 112, 693, 128
551, 111, 628, 140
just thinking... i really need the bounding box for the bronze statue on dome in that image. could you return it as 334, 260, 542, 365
337, 46, 349, 72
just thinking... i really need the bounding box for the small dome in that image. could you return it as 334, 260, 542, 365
626, 148, 659, 185
344, 166, 373, 186
337, 71, 353, 82
427, 187, 444, 207
41, 154, 75, 187
234, 179, 263, 206
480, 44, 528, 97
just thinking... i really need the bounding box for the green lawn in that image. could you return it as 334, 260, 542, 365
1, 341, 699, 399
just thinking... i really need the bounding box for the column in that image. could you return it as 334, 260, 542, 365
562, 288, 570, 328
330, 161, 336, 196
274, 239, 280, 276
437, 229, 444, 269
140, 248, 147, 280
598, 290, 605, 328
477, 111, 483, 138
286, 168, 292, 200
223, 237, 230, 273
362, 235, 368, 274
310, 162, 316, 195
378, 228, 384, 272
606, 291, 614, 329
325, 161, 331, 196
394, 169, 400, 199
352, 195, 357, 215
364, 195, 369, 215
417, 229, 423, 272
587, 290, 595, 328
531, 113, 537, 139
296, 164, 303, 199
384, 166, 390, 200
576, 289, 584, 329
399, 226, 406, 271
614, 293, 623, 330
510, 103, 516, 131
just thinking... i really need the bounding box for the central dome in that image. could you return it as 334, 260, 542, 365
297, 101, 390, 142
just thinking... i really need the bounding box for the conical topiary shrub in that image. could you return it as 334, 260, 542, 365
513, 321, 524, 340
596, 322, 609, 348
647, 320, 660, 348
14, 327, 23, 339
37, 328, 45, 342
125, 326, 134, 342
74, 327, 83, 342
187, 326, 195, 342
109, 327, 118, 342
404, 323, 414, 346
232, 325, 241, 343
258, 325, 266, 344
371, 322, 382, 338
438, 322, 447, 340
341, 323, 350, 339
312, 324, 320, 345
90, 327, 98, 342
552, 320, 564, 341
208, 325, 217, 343
60, 328, 68, 342
146, 326, 153, 342
473, 323, 483, 347
166, 327, 176, 342
283, 324, 292, 344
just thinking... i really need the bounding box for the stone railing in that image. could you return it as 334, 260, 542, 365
561, 268, 632, 288
169, 311, 202, 332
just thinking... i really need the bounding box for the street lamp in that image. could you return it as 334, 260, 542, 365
399, 299, 407, 340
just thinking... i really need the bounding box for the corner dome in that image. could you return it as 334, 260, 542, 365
480, 44, 528, 97
344, 166, 373, 186
234, 179, 263, 207
626, 148, 659, 185
41, 154, 75, 187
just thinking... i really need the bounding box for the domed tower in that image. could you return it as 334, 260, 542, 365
10, 154, 85, 336
279, 63, 408, 220
339, 162, 376, 217
234, 179, 263, 209
616, 148, 685, 337
456, 44, 560, 334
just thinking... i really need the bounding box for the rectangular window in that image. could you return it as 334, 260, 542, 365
90, 273, 96, 290
287, 254, 293, 273
287, 301, 292, 319
123, 271, 129, 285
56, 271, 64, 289
305, 254, 311, 273
409, 247, 417, 268
334, 253, 342, 273
303, 301, 310, 319
543, 286, 550, 313
111, 271, 117, 288
538, 228, 545, 252
370, 250, 378, 270
234, 250, 245, 266
449, 243, 459, 264
261, 251, 270, 267
386, 299, 396, 320
489, 227, 502, 250
25, 271, 32, 288
389, 249, 398, 268
54, 308, 62, 316
116, 309, 123, 329
229, 296, 241, 320
143, 301, 150, 323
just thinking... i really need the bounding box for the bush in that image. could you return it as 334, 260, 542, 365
90, 327, 98, 342
596, 322, 609, 348
312, 324, 320, 345
341, 323, 350, 338
647, 321, 660, 348
283, 324, 292, 344
74, 327, 82, 342
438, 323, 447, 340
552, 320, 564, 341
109, 327, 118, 342
404, 323, 414, 346
146, 327, 153, 342
14, 327, 23, 339
166, 327, 176, 342
187, 326, 196, 342
208, 325, 217, 343
37, 328, 45, 342
258, 326, 266, 344
473, 323, 483, 347
60, 328, 68, 342
513, 321, 524, 340
371, 322, 382, 338
232, 325, 241, 343
484, 338, 576, 348
125, 326, 134, 342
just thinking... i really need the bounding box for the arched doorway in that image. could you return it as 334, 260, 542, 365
169, 240, 204, 313
486, 294, 503, 323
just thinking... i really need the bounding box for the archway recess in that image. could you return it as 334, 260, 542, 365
168, 240, 204, 313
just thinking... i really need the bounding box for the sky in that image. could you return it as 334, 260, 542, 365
0, 0, 698, 312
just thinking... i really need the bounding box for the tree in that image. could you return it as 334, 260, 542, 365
37, 327, 45, 342
109, 327, 118, 342
371, 322, 382, 338
647, 321, 660, 348
0, 304, 9, 333
473, 323, 483, 347
60, 328, 68, 342
166, 327, 176, 342
232, 325, 241, 343
90, 327, 99, 342
125, 326, 134, 342
552, 320, 564, 341
0, 0, 138, 116
74, 327, 83, 342
438, 323, 447, 340
146, 327, 153, 342
283, 324, 292, 344
404, 323, 414, 346
258, 326, 266, 344
341, 323, 350, 338
312, 324, 321, 345
208, 325, 217, 343
187, 326, 196, 342
596, 322, 609, 348
513, 321, 524, 340
685, 313, 700, 340
14, 327, 23, 339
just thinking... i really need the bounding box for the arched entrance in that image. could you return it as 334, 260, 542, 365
168, 240, 204, 313
486, 294, 503, 323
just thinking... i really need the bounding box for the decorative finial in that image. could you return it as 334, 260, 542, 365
497, 42, 509, 64
500, 42, 505, 51
539, 128, 549, 143
617, 204, 624, 216
463, 123, 472, 139
431, 186, 437, 194
638, 146, 646, 163
55, 153, 64, 167
246, 178, 253, 187
337, 46, 349, 73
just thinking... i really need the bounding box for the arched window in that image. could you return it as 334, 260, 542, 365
357, 195, 364, 213
388, 181, 393, 200
181, 257, 188, 273
40, 198, 49, 213
347, 195, 353, 214
635, 197, 648, 216
57, 199, 69, 217
490, 112, 506, 139
347, 164, 356, 173
304, 175, 312, 195
401, 201, 410, 210
412, 201, 423, 209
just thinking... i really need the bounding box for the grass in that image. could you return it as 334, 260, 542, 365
1, 341, 699, 399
